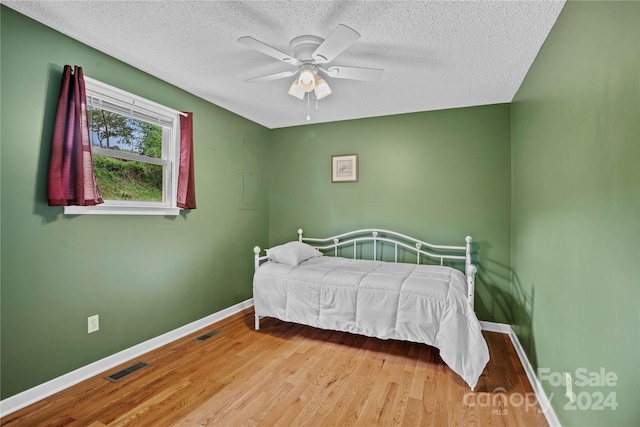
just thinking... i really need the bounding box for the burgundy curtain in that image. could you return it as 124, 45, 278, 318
177, 112, 196, 209
48, 65, 103, 206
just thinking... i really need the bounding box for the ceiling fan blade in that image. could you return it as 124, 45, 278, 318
324, 66, 384, 82
312, 24, 360, 64
245, 70, 298, 83
238, 36, 299, 65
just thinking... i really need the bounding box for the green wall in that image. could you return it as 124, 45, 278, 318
269, 104, 512, 324
0, 7, 270, 399
3, 3, 639, 426
511, 1, 639, 426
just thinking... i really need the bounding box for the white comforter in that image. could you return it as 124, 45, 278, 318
253, 256, 489, 389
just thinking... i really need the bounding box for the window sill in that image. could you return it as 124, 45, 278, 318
64, 205, 181, 216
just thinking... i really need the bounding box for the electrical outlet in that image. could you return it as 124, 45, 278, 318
565, 372, 574, 401
88, 315, 99, 333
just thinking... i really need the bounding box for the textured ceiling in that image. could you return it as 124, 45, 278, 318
4, 0, 565, 129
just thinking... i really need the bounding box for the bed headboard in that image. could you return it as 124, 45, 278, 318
254, 228, 478, 308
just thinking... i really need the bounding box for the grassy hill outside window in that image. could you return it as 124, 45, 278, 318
48, 65, 196, 215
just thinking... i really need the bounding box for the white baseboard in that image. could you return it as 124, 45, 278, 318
0, 298, 254, 418
481, 321, 561, 427
479, 320, 512, 334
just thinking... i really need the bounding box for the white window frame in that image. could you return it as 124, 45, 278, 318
64, 76, 183, 216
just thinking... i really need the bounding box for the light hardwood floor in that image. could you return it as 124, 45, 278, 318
2, 308, 549, 426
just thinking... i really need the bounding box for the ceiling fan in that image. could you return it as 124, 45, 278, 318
237, 24, 384, 103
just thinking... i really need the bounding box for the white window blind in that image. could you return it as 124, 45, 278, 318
87, 94, 174, 127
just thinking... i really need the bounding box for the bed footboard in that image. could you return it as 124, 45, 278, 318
254, 246, 268, 331
467, 264, 478, 309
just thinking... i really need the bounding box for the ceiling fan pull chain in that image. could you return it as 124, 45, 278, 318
306, 93, 311, 121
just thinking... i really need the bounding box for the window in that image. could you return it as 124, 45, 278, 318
64, 77, 182, 215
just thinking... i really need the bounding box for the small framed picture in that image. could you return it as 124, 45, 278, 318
331, 154, 358, 183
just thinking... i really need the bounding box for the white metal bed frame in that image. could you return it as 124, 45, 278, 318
254, 228, 478, 330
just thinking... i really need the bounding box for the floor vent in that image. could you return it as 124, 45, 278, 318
195, 329, 222, 342
105, 361, 150, 383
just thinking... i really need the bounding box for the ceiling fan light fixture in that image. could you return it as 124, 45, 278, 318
314, 75, 331, 99
288, 80, 305, 100
299, 69, 316, 92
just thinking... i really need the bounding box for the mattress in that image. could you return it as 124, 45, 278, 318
253, 256, 489, 389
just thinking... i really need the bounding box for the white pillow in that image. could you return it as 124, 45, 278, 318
266, 241, 323, 266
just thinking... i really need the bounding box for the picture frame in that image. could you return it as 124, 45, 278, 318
331, 154, 358, 183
